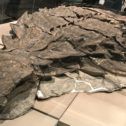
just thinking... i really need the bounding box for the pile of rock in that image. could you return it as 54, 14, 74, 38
0, 6, 126, 119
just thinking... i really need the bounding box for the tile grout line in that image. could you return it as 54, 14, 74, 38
58, 93, 79, 120
32, 107, 59, 120
32, 93, 78, 122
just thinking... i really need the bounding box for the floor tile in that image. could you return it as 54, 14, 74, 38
1, 110, 58, 126
0, 22, 11, 37
58, 92, 126, 126
34, 93, 77, 119
0, 21, 16, 40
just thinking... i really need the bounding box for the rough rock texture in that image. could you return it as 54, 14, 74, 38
0, 6, 126, 119
0, 50, 38, 119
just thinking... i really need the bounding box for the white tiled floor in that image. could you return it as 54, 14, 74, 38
1, 110, 58, 126
34, 93, 77, 119
59, 92, 126, 126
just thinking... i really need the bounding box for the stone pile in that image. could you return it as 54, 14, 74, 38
0, 6, 126, 119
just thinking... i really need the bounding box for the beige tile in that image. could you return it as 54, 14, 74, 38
0, 22, 10, 48
58, 92, 126, 126
0, 23, 11, 38
1, 110, 58, 126
0, 21, 16, 44
34, 93, 78, 119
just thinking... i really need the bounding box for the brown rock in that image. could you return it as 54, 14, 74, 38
1, 6, 126, 119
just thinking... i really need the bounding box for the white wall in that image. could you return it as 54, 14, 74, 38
99, 0, 105, 5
